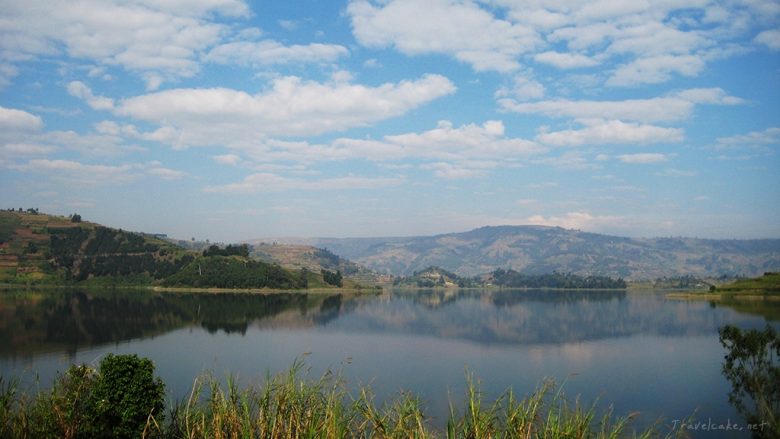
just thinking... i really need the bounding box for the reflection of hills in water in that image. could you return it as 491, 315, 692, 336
325, 289, 778, 346
0, 289, 351, 358
0, 289, 776, 359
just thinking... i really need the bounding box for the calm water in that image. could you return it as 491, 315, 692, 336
1, 288, 778, 437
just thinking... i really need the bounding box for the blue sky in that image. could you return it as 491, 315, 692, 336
1, 0, 779, 242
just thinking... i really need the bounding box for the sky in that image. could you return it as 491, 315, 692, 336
1, 0, 779, 242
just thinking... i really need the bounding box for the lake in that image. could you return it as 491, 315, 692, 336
1, 287, 777, 437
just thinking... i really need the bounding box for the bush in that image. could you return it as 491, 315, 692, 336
92, 354, 165, 438
19, 354, 165, 438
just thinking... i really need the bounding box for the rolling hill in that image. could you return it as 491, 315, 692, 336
0, 210, 346, 289
290, 225, 780, 281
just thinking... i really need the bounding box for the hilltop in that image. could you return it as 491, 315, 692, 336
297, 225, 780, 281
0, 210, 358, 290
244, 240, 388, 286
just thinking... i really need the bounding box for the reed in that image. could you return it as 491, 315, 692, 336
1, 360, 684, 438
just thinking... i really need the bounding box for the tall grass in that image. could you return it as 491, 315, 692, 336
1, 360, 685, 438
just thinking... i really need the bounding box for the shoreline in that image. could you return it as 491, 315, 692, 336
0, 282, 381, 295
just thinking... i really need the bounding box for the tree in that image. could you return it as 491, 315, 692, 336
719, 324, 780, 437
92, 354, 165, 438
321, 269, 343, 287
71, 214, 82, 223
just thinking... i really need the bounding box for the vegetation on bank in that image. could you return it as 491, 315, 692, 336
0, 211, 352, 290
162, 256, 308, 289
393, 266, 627, 290
718, 324, 780, 438
715, 272, 780, 294
490, 268, 627, 289
0, 356, 681, 439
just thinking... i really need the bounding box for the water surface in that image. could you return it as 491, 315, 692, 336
1, 288, 777, 437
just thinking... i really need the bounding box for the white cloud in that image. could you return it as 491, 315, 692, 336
531, 150, 596, 170
0, 106, 43, 132
534, 51, 599, 69
675, 88, 746, 105
348, 0, 538, 72
66, 81, 115, 110
657, 168, 698, 177
147, 166, 187, 180
0, 0, 245, 88
536, 119, 684, 147
755, 29, 780, 50
714, 127, 780, 151
526, 211, 625, 231
9, 158, 185, 184
500, 88, 744, 123
223, 120, 545, 174
607, 55, 706, 87
213, 154, 242, 165
206, 40, 349, 67
203, 173, 403, 193
421, 162, 490, 179
9, 159, 139, 185
618, 153, 670, 164
348, 0, 778, 88
378, 120, 544, 162
496, 74, 545, 101
117, 74, 455, 145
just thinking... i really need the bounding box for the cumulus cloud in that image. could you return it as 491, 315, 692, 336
116, 74, 456, 146
0, 0, 246, 89
713, 127, 780, 157
9, 159, 139, 185
66, 81, 115, 110
147, 166, 187, 180
206, 40, 349, 67
9, 158, 186, 185
0, 106, 43, 132
213, 154, 242, 166
348, 0, 538, 72
210, 120, 545, 177
617, 153, 670, 164
536, 119, 684, 147
421, 161, 492, 179
348, 0, 778, 88
500, 88, 744, 123
534, 51, 599, 69
607, 55, 706, 87
755, 29, 780, 50
203, 173, 403, 193
526, 211, 626, 231
496, 74, 545, 101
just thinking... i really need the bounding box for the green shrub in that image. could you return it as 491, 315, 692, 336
19, 355, 165, 439
92, 354, 165, 438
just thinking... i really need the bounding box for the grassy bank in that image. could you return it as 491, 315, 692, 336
716, 272, 780, 294
0, 358, 679, 438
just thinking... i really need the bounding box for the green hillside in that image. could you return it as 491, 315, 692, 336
392, 266, 465, 288
0, 210, 346, 290
392, 265, 626, 289
250, 242, 384, 287
716, 272, 780, 293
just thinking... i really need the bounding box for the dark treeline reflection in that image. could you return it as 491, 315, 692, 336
1, 288, 777, 360
0, 289, 349, 358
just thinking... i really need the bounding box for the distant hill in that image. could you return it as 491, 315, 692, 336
294, 226, 780, 280
393, 266, 463, 288
245, 241, 387, 286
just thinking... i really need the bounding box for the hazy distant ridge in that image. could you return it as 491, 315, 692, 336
271, 226, 780, 280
